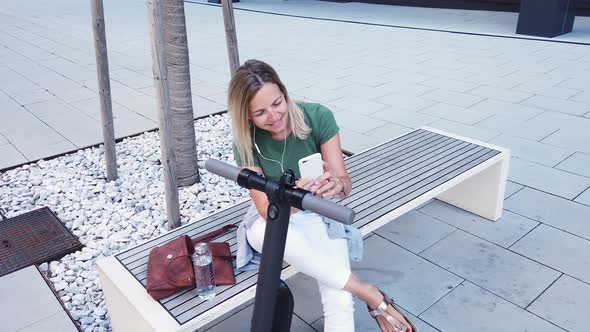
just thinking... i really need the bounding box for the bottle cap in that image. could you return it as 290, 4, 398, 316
194, 243, 209, 255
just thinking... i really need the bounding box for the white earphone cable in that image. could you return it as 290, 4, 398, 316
253, 125, 287, 173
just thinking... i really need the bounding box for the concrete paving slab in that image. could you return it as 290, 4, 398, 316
429, 119, 500, 142
571, 91, 590, 104
370, 108, 439, 128
542, 128, 590, 155
420, 200, 539, 248
528, 275, 590, 332
338, 128, 385, 154
7, 89, 55, 106
0, 266, 66, 332
311, 300, 440, 332
0, 133, 8, 146
508, 157, 590, 200
22, 99, 81, 121
521, 95, 589, 117
504, 181, 525, 199
18, 311, 78, 332
0, 144, 27, 169
555, 152, 590, 178
421, 230, 560, 307
352, 234, 463, 315
284, 273, 324, 325
203, 301, 315, 332
489, 134, 573, 167
373, 210, 456, 254
375, 80, 435, 98
466, 85, 533, 104
514, 82, 582, 100
575, 188, 590, 206
366, 122, 413, 141
477, 115, 558, 143
37, 109, 103, 147
419, 103, 492, 125
376, 93, 437, 112
505, 187, 590, 240
420, 88, 485, 108
420, 282, 564, 332
333, 111, 387, 133
510, 224, 590, 285
420, 77, 479, 93
469, 99, 543, 122
328, 96, 389, 115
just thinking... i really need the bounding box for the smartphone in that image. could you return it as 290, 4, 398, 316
298, 153, 324, 189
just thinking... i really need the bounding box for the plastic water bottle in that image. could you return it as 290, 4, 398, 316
193, 243, 216, 300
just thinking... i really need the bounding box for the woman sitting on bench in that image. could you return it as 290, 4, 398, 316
228, 59, 418, 332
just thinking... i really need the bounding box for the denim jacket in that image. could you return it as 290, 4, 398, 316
236, 202, 363, 272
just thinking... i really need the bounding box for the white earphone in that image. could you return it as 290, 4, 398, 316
253, 125, 287, 173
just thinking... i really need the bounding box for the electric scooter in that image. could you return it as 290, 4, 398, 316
205, 159, 355, 332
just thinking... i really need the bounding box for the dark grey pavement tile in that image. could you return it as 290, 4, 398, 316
0, 266, 63, 332
352, 235, 463, 315
312, 300, 440, 332
421, 231, 560, 307
528, 275, 590, 332
203, 302, 315, 332
508, 157, 590, 200
373, 210, 456, 254
420, 200, 539, 248
510, 225, 590, 285
285, 273, 324, 325
420, 282, 565, 332
505, 187, 590, 240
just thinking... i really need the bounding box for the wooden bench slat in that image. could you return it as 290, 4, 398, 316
346, 141, 478, 210
344, 136, 461, 194
354, 149, 499, 227
344, 129, 434, 171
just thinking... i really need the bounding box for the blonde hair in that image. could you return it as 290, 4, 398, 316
228, 59, 311, 166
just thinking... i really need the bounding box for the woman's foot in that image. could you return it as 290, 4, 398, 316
368, 288, 415, 332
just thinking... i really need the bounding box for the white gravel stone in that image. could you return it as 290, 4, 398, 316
0, 114, 248, 332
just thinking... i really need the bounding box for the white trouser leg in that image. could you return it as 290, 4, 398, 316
246, 212, 354, 331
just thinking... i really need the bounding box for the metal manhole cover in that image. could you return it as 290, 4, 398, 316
0, 207, 83, 277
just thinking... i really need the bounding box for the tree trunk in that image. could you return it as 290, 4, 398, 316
161, 0, 200, 187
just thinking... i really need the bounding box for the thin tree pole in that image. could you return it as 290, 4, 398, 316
221, 0, 240, 75
91, 0, 117, 181
147, 0, 181, 229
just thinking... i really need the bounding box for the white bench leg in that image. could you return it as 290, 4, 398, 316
436, 156, 509, 221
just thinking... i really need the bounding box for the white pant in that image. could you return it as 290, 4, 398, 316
247, 212, 355, 332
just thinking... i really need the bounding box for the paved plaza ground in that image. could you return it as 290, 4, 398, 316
1, 0, 590, 331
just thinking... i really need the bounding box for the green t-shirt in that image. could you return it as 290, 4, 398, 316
233, 103, 339, 181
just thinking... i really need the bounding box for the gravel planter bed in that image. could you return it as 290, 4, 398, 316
0, 113, 249, 332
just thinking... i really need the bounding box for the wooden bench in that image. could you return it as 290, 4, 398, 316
96, 127, 510, 332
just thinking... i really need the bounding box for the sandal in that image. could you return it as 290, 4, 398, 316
367, 289, 419, 332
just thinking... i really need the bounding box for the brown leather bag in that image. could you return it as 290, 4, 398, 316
146, 224, 238, 300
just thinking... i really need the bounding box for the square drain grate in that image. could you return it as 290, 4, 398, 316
0, 207, 83, 277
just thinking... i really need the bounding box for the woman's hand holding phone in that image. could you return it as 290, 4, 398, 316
297, 153, 342, 198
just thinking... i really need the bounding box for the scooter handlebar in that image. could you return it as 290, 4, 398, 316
205, 158, 355, 225
205, 158, 241, 183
